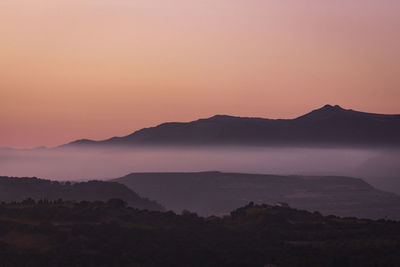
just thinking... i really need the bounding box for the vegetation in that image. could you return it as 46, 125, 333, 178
0, 200, 399, 266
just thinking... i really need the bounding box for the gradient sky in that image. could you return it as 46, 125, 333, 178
1, 0, 400, 148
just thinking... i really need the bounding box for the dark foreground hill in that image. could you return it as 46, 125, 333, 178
0, 201, 399, 267
114, 172, 400, 219
0, 176, 164, 211
66, 105, 400, 147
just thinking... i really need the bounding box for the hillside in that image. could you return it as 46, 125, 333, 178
65, 105, 400, 147
114, 172, 400, 219
0, 201, 399, 266
0, 176, 164, 211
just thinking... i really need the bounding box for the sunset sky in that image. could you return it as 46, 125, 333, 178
1, 0, 400, 148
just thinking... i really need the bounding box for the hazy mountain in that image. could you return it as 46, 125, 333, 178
114, 171, 400, 219
0, 176, 164, 211
65, 105, 400, 148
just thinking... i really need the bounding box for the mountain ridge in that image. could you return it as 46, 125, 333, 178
64, 105, 400, 148
113, 171, 400, 219
0, 176, 164, 211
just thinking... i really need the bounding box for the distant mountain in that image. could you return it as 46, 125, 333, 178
0, 176, 164, 211
114, 171, 400, 219
65, 105, 400, 147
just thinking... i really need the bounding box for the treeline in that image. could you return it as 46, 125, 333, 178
0, 200, 400, 266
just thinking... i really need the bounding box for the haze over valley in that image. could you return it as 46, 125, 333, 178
1, 105, 399, 195
1, 1, 400, 264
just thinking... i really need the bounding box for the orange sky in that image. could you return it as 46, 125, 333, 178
1, 0, 400, 148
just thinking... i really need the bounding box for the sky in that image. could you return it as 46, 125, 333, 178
1, 0, 400, 148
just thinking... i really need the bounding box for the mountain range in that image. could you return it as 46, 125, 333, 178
65, 105, 400, 148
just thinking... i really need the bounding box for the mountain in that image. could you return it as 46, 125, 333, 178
65, 105, 400, 148
0, 176, 164, 211
114, 171, 400, 219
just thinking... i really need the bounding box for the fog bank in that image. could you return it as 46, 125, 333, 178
1, 146, 399, 193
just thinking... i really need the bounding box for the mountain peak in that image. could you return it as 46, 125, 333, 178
296, 104, 348, 120
320, 104, 344, 111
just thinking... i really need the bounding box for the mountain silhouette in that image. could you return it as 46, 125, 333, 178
114, 171, 400, 219
0, 176, 164, 211
65, 105, 400, 147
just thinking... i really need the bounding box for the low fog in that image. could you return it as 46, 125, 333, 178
1, 146, 400, 193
